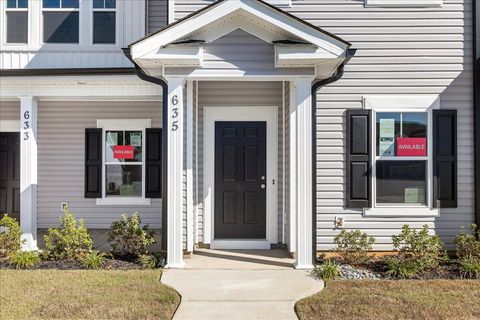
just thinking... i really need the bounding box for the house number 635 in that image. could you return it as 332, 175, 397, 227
23, 111, 30, 140
171, 95, 179, 131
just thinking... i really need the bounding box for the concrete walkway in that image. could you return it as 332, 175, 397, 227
161, 249, 323, 320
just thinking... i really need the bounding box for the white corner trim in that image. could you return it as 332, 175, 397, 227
365, 0, 442, 7
0, 120, 20, 132
203, 106, 278, 248
186, 81, 194, 253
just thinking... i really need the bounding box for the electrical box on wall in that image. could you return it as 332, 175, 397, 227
61, 202, 68, 211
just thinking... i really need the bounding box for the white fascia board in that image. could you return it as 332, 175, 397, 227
131, 0, 348, 59
365, 0, 442, 7
141, 45, 203, 67
236, 0, 347, 56
275, 45, 340, 67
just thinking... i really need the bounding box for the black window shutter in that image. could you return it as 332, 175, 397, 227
146, 128, 162, 198
85, 128, 102, 198
346, 109, 372, 208
433, 110, 457, 208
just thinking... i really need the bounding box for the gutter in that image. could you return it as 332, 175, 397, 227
474, 0, 480, 229
122, 47, 169, 251
311, 48, 357, 262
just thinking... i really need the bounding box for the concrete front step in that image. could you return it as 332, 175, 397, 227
173, 301, 298, 320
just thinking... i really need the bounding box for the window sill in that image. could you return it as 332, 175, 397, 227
364, 207, 439, 217
96, 198, 152, 206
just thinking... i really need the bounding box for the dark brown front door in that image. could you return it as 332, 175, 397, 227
0, 133, 20, 222
214, 121, 267, 239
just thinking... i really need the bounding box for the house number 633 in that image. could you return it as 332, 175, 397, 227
23, 111, 30, 140
171, 95, 179, 131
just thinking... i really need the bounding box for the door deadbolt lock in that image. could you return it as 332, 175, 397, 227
261, 176, 266, 180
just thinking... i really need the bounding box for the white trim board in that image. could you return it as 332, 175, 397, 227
363, 95, 440, 217
0, 120, 20, 132
203, 106, 278, 249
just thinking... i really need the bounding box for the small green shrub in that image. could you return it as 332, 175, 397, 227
43, 206, 93, 260
334, 229, 375, 265
385, 257, 420, 279
81, 251, 106, 269
392, 224, 446, 270
137, 254, 158, 269
107, 212, 155, 258
455, 224, 480, 260
313, 259, 340, 281
0, 214, 23, 257
458, 255, 480, 279
9, 251, 41, 269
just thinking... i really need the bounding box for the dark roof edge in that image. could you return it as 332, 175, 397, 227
129, 0, 351, 48
0, 67, 136, 77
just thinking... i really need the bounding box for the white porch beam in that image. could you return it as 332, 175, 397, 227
294, 78, 314, 269
165, 77, 186, 268
19, 96, 38, 251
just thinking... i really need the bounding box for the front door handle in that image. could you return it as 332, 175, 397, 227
261, 184, 266, 189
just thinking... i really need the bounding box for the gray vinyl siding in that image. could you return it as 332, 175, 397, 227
173, 0, 474, 250
36, 101, 163, 229
0, 101, 19, 120
147, 0, 168, 34
196, 81, 284, 243
303, 0, 473, 250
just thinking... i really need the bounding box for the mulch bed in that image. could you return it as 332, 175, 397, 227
0, 257, 142, 270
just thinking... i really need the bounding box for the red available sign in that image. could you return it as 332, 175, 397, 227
113, 145, 135, 159
396, 138, 427, 156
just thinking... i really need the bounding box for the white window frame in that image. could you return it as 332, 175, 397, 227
91, 0, 118, 45
365, 0, 442, 7
363, 95, 440, 217
41, 0, 80, 45
96, 119, 152, 206
3, 0, 29, 45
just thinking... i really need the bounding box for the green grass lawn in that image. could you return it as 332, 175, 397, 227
296, 280, 480, 320
0, 270, 180, 320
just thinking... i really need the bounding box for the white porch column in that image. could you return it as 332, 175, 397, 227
294, 78, 314, 269
165, 77, 186, 268
186, 80, 194, 253
19, 96, 38, 251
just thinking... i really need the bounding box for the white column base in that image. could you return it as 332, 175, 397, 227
294, 263, 314, 270
21, 233, 38, 251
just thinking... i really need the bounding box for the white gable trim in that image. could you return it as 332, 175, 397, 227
131, 0, 348, 59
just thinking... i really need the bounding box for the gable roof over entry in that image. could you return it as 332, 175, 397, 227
129, 0, 352, 78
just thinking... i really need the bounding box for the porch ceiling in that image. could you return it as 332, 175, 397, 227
128, 0, 351, 79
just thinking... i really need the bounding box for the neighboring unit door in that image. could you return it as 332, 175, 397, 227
0, 133, 20, 222
214, 121, 267, 239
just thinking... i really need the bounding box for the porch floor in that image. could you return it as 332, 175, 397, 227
161, 249, 323, 320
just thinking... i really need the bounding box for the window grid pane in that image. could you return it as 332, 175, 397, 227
43, 11, 79, 43
376, 160, 427, 205
93, 12, 116, 44
7, 0, 17, 8
106, 165, 142, 197
43, 0, 60, 8
18, 0, 28, 8
6, 11, 28, 43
